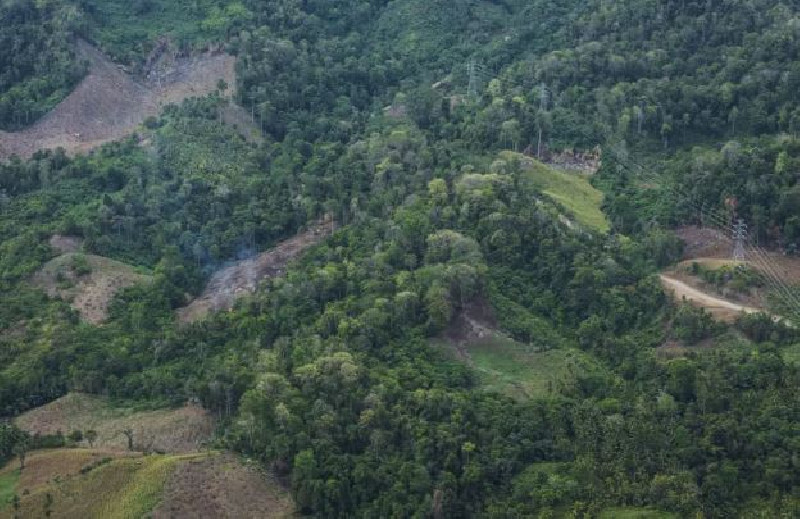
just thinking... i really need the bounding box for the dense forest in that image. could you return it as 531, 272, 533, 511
1, 0, 799, 517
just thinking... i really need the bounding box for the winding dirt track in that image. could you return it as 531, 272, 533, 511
659, 274, 762, 322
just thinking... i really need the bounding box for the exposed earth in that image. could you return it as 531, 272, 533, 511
178, 217, 337, 324
4, 394, 294, 518
32, 251, 151, 324
0, 40, 235, 160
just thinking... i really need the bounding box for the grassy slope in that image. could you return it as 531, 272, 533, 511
463, 335, 612, 400
0, 450, 202, 519
501, 152, 609, 232
0, 469, 19, 512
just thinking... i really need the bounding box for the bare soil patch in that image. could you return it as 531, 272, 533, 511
439, 297, 500, 362
178, 217, 337, 324
15, 393, 214, 454
31, 253, 151, 324
0, 40, 235, 159
152, 453, 293, 519
659, 274, 762, 323
48, 235, 84, 254
673, 226, 731, 260
665, 258, 767, 309
0, 449, 141, 492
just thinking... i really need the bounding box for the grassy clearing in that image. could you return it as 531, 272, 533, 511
500, 151, 609, 232
0, 469, 19, 512
464, 335, 612, 400
15, 393, 213, 453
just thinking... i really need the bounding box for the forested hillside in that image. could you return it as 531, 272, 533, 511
1, 0, 799, 517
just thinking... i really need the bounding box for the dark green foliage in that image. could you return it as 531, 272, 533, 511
0, 0, 88, 130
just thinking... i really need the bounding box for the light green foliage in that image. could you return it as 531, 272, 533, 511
464, 336, 614, 400
0, 469, 19, 511
500, 152, 609, 232
783, 343, 800, 366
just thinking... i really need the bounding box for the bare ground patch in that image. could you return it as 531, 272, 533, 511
674, 226, 800, 284
659, 274, 763, 323
152, 453, 293, 519
31, 253, 151, 324
14, 393, 214, 454
0, 40, 235, 160
178, 217, 337, 324
0, 448, 141, 492
49, 235, 84, 254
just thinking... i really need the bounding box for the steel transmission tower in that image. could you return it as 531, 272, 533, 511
467, 60, 478, 99
732, 219, 747, 262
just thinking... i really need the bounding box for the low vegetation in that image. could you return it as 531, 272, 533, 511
15, 393, 213, 453
458, 335, 614, 401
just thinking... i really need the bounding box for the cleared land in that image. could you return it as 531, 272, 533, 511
152, 453, 293, 518
178, 218, 337, 323
15, 393, 213, 453
5, 394, 293, 517
0, 40, 235, 160
463, 336, 611, 400
438, 300, 611, 400
0, 450, 292, 519
0, 449, 202, 519
31, 253, 151, 324
664, 226, 800, 322
501, 151, 609, 232
674, 226, 800, 284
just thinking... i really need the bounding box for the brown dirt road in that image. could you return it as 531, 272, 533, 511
659, 274, 762, 322
0, 40, 235, 159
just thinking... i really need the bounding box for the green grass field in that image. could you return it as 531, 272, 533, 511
500, 151, 609, 232
0, 469, 20, 512
463, 335, 613, 400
